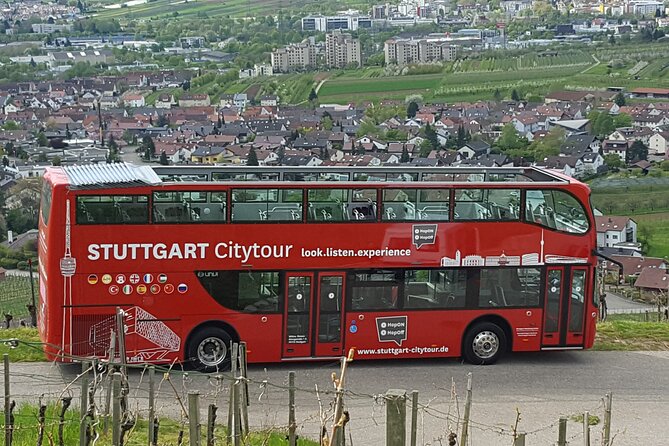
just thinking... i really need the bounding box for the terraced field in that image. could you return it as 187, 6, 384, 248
92, 0, 370, 19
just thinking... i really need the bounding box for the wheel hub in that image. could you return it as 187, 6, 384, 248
197, 336, 227, 367
472, 331, 499, 359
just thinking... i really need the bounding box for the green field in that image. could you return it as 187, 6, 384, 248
318, 74, 442, 97
631, 213, 669, 258
589, 173, 669, 258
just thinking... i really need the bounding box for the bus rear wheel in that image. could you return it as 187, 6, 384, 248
463, 322, 506, 365
188, 327, 232, 372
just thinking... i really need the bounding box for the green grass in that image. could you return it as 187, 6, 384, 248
318, 74, 442, 98
0, 328, 46, 362
594, 319, 669, 350
632, 213, 669, 258
0, 276, 38, 320
3, 403, 319, 445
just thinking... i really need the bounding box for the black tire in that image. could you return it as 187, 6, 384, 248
462, 322, 506, 365
187, 326, 233, 372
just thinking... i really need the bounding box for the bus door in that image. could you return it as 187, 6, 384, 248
283, 272, 346, 358
542, 267, 588, 347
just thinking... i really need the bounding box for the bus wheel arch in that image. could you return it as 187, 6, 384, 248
461, 316, 511, 365
185, 321, 239, 372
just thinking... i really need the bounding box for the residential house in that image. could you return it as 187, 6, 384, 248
648, 131, 669, 155
179, 94, 211, 107
634, 268, 669, 293
155, 94, 176, 109
533, 156, 579, 178
601, 139, 629, 162
595, 216, 637, 249
190, 146, 230, 164
457, 141, 490, 159
560, 133, 599, 156
512, 114, 542, 136
233, 94, 248, 111
609, 254, 667, 278
579, 151, 604, 176
260, 95, 279, 107
122, 92, 145, 108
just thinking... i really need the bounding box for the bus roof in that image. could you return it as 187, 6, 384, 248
47, 164, 575, 188
60, 163, 162, 189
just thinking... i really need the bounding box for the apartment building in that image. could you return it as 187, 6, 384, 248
271, 41, 317, 73
384, 37, 457, 65
325, 31, 362, 69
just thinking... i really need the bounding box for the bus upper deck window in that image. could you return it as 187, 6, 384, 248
526, 190, 589, 234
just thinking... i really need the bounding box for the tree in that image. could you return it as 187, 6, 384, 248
614, 92, 626, 107
493, 88, 502, 102
423, 123, 439, 150
456, 124, 467, 148
497, 123, 526, 151
51, 156, 62, 166
308, 88, 318, 102
141, 135, 155, 159
604, 153, 624, 169
418, 139, 433, 158
400, 146, 410, 163
2, 121, 19, 131
406, 101, 419, 118
627, 140, 648, 164
321, 115, 333, 131
592, 112, 615, 137
156, 114, 170, 127
36, 131, 48, 147
608, 34, 616, 45
612, 113, 632, 128
511, 89, 520, 102
527, 127, 565, 161
2, 156, 8, 167
159, 151, 169, 165
247, 147, 259, 166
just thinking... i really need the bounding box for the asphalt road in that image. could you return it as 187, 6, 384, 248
7, 351, 669, 445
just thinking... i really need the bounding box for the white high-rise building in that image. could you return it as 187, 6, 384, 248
325, 30, 362, 69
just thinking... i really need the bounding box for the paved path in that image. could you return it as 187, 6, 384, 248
5, 351, 669, 445
605, 288, 658, 314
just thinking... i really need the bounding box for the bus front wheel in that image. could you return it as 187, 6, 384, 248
188, 327, 232, 372
463, 322, 506, 365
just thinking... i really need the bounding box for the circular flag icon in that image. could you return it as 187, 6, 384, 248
164, 284, 174, 294
116, 274, 126, 285
150, 284, 160, 294
109, 285, 119, 295
143, 273, 154, 284
122, 285, 133, 295
102, 274, 113, 285
87, 274, 98, 285
158, 274, 168, 284
129, 274, 140, 284
177, 283, 188, 294
137, 284, 147, 295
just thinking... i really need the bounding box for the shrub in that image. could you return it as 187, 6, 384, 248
16, 261, 28, 270
0, 258, 19, 269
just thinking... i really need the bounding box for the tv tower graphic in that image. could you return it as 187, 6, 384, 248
60, 199, 76, 357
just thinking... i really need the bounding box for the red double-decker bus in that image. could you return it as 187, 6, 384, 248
38, 164, 599, 370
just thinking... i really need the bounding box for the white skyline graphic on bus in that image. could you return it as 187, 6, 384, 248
440, 230, 588, 267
